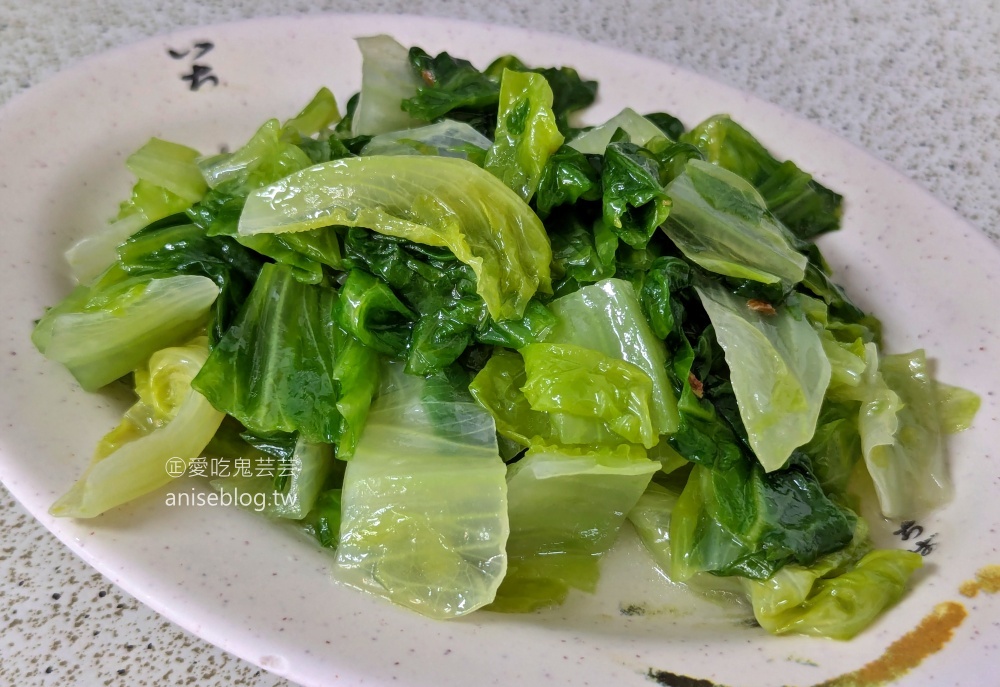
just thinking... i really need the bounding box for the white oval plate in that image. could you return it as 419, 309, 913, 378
1, 14, 998, 687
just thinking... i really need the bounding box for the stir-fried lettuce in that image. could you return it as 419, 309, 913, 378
33, 36, 980, 640
664, 159, 807, 285
50, 337, 225, 517
335, 365, 508, 619
695, 282, 831, 472
238, 155, 552, 321
33, 272, 219, 391
484, 69, 564, 202
491, 444, 657, 612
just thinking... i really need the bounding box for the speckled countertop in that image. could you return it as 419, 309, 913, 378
1, 1, 998, 685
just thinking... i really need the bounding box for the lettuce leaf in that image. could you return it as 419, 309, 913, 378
50, 337, 225, 517
341, 229, 554, 374
351, 35, 425, 136
238, 155, 552, 321
66, 138, 207, 283
332, 268, 416, 356
360, 119, 491, 162
485, 69, 564, 202
670, 457, 855, 581
192, 263, 343, 443
468, 348, 553, 447
628, 481, 747, 597
664, 159, 807, 285
935, 381, 981, 433
125, 138, 207, 203
521, 342, 657, 448
490, 444, 657, 612
547, 279, 680, 436
335, 364, 508, 619
198, 119, 313, 192
331, 332, 380, 459
212, 436, 334, 520
568, 107, 670, 154
696, 282, 831, 472
601, 139, 672, 248
33, 272, 219, 391
116, 222, 264, 346
548, 211, 617, 287
402, 46, 501, 131
300, 489, 344, 549
744, 547, 922, 639
856, 346, 976, 518
187, 189, 345, 285
282, 87, 341, 138
682, 115, 843, 240
534, 146, 602, 218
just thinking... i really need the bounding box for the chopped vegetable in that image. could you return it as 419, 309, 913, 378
33, 36, 979, 640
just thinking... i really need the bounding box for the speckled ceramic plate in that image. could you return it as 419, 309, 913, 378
1, 14, 998, 687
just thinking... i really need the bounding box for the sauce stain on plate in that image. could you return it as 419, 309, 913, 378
812, 601, 967, 687
958, 564, 1000, 597
645, 600, 970, 687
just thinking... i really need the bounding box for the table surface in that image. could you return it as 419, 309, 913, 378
1, 1, 998, 685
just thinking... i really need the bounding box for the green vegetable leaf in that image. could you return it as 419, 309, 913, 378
300, 489, 344, 549
628, 481, 747, 597
198, 119, 312, 192
331, 333, 380, 459
602, 141, 672, 248
490, 444, 657, 612
664, 159, 808, 285
548, 211, 617, 287
695, 282, 831, 472
935, 381, 981, 433
335, 364, 508, 619
282, 87, 341, 138
33, 272, 219, 391
531, 66, 597, 134
116, 222, 264, 345
191, 263, 342, 443
535, 145, 602, 218
521, 342, 657, 448
469, 348, 553, 447
213, 436, 334, 520
745, 547, 922, 639
402, 47, 501, 133
333, 269, 416, 357
360, 119, 491, 162
342, 229, 551, 374
67, 138, 208, 283
187, 188, 344, 285
351, 35, 425, 136
125, 138, 207, 203
856, 346, 975, 518
485, 69, 565, 202
682, 115, 843, 240
801, 400, 863, 498
546, 278, 680, 436
670, 456, 855, 581
568, 108, 669, 155
638, 256, 692, 340
50, 338, 225, 517
238, 155, 553, 322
